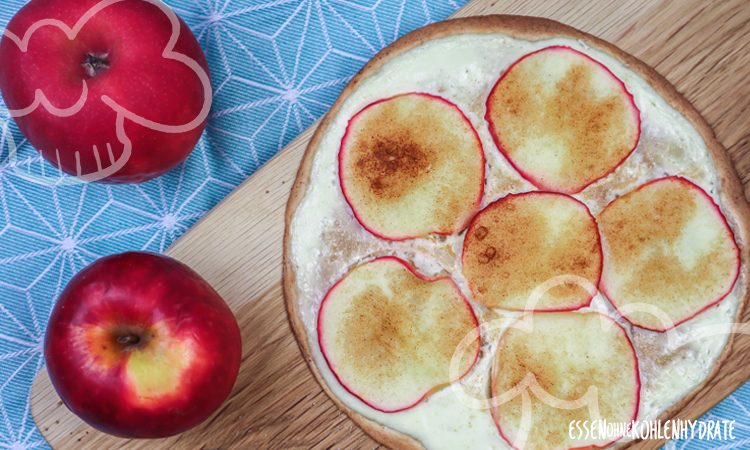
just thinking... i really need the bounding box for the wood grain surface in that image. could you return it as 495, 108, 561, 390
30, 0, 750, 449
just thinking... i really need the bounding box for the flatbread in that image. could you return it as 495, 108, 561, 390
283, 15, 750, 450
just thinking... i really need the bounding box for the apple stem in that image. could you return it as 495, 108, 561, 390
83, 54, 110, 78
117, 335, 140, 345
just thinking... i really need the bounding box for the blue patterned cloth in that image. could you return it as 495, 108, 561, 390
0, 1, 747, 449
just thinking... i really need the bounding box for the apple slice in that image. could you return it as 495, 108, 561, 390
462, 192, 601, 311
598, 176, 740, 331
339, 93, 485, 240
486, 46, 640, 194
318, 256, 480, 412
492, 312, 640, 450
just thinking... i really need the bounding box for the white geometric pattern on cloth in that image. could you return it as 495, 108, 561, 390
0, 1, 746, 449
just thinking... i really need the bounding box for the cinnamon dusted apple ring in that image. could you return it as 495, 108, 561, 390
339, 93, 485, 240
462, 192, 602, 311
486, 46, 640, 194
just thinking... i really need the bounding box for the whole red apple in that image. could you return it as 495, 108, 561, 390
44, 252, 242, 438
0, 0, 212, 183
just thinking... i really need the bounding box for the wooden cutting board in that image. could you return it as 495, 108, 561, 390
30, 0, 750, 449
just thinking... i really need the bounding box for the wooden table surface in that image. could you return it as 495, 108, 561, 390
29, 0, 750, 449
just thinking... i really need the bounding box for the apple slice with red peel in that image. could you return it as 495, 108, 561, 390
492, 312, 640, 450
598, 176, 740, 331
486, 46, 641, 194
318, 256, 480, 412
339, 93, 485, 240
462, 192, 602, 311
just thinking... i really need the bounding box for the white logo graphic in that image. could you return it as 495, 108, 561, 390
1, 0, 212, 185
449, 274, 745, 449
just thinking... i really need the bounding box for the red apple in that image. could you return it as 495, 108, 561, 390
0, 0, 212, 183
44, 252, 242, 438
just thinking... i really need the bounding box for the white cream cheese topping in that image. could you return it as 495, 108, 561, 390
289, 33, 740, 449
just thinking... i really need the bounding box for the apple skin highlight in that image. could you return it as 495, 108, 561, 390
44, 252, 242, 438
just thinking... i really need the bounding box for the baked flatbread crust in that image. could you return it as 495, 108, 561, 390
283, 15, 750, 450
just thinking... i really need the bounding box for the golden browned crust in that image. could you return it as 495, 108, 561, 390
283, 14, 750, 450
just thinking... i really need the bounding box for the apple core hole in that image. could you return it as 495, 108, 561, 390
82, 53, 110, 78
117, 335, 140, 345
